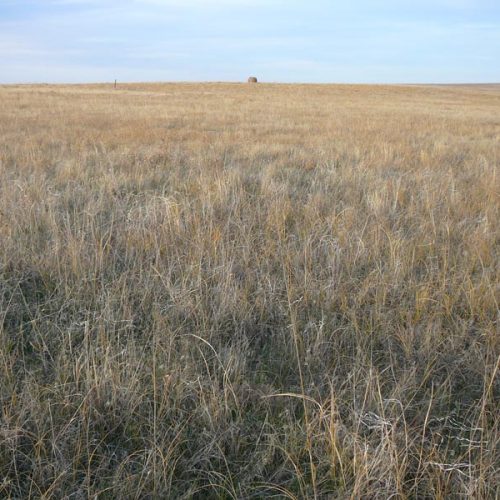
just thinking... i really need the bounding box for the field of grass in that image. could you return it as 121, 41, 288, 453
0, 82, 498, 498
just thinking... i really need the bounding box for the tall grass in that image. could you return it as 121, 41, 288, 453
0, 83, 498, 498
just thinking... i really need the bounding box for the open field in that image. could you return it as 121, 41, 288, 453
0, 83, 499, 498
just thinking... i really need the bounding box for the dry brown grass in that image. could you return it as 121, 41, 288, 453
0, 82, 499, 498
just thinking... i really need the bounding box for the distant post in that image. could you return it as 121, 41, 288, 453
114, 79, 117, 89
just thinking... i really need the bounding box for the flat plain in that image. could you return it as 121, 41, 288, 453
0, 83, 499, 498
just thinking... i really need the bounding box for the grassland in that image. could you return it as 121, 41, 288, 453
0, 82, 498, 498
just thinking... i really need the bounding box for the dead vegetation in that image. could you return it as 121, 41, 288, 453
0, 82, 499, 498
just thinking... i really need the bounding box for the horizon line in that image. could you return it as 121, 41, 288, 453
1, 80, 499, 86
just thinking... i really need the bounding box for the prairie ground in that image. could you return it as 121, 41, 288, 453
0, 82, 499, 498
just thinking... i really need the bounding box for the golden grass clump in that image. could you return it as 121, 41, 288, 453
0, 82, 499, 498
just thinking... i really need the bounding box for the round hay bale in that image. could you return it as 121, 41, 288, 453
247, 76, 258, 83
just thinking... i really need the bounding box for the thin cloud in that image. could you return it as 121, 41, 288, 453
0, 0, 498, 83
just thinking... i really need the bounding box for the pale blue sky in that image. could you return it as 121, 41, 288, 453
0, 0, 499, 83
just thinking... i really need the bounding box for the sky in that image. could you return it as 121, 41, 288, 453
0, 0, 499, 84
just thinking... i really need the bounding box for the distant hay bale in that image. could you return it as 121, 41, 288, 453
247, 76, 258, 83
